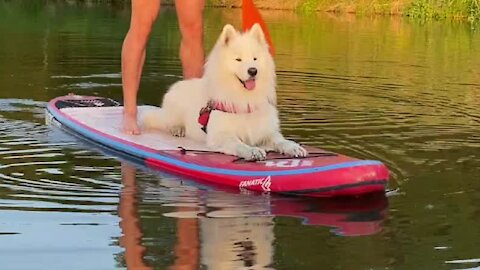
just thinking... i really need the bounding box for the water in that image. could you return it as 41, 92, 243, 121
1, 1, 480, 269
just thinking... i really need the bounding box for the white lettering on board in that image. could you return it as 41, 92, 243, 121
264, 159, 313, 168
239, 176, 271, 192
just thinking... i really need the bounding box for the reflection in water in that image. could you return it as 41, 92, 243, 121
1, 1, 480, 269
0, 100, 123, 268
200, 214, 274, 270
119, 164, 151, 270
118, 162, 387, 269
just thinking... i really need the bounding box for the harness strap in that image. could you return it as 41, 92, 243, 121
198, 101, 255, 133
198, 105, 212, 133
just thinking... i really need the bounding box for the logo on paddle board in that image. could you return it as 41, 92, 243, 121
264, 159, 313, 168
239, 176, 271, 192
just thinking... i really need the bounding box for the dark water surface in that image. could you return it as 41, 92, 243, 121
1, 1, 480, 269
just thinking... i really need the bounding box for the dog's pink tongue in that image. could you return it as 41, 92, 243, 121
244, 79, 256, 90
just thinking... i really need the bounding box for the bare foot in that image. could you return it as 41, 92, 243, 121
122, 112, 141, 135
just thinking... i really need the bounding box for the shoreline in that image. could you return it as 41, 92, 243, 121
194, 0, 479, 21
69, 0, 480, 22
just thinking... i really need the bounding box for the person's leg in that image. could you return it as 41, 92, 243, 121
121, 0, 161, 134
175, 0, 205, 79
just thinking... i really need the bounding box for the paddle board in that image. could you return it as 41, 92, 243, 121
46, 94, 389, 197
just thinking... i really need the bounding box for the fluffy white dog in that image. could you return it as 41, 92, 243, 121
142, 24, 307, 161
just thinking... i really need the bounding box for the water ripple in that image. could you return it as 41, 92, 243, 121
276, 69, 480, 188
0, 99, 121, 213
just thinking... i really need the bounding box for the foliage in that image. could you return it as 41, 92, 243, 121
404, 0, 480, 22
300, 0, 320, 13
18, 0, 480, 22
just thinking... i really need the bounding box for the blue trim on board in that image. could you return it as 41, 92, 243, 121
47, 102, 384, 177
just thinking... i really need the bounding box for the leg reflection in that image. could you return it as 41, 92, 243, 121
119, 163, 151, 270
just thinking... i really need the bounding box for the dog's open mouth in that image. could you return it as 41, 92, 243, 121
237, 76, 256, 90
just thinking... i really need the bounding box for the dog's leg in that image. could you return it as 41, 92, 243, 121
265, 133, 308, 157
141, 108, 185, 137
208, 135, 267, 161
235, 142, 267, 161
169, 125, 185, 137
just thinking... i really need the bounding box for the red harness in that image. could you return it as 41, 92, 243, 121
198, 101, 254, 133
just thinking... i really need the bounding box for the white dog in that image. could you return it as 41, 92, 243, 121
142, 24, 307, 161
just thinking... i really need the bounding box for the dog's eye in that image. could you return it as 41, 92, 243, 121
235, 58, 242, 62
253, 57, 257, 61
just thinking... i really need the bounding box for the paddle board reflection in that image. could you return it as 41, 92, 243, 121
118, 163, 388, 269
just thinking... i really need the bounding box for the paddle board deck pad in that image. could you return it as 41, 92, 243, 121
46, 95, 389, 197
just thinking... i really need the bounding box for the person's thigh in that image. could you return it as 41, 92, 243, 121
130, 0, 161, 32
175, 0, 205, 38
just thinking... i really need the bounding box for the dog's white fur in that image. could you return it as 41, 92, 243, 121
142, 24, 307, 161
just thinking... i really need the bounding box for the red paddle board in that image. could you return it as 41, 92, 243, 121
46, 95, 389, 197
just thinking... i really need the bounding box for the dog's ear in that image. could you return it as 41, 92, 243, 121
249, 23, 267, 45
220, 24, 237, 46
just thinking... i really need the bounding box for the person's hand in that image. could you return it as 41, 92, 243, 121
122, 112, 141, 135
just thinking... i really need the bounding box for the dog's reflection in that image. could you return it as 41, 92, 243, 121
118, 163, 387, 269
119, 163, 274, 269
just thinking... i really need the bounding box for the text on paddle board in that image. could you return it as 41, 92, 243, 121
239, 176, 271, 192
264, 159, 313, 168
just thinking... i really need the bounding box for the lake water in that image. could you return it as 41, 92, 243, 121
1, 1, 480, 269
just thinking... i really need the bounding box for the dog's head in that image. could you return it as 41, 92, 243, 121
206, 24, 275, 94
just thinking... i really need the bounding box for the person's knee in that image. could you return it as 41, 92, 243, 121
180, 20, 203, 44
128, 20, 155, 44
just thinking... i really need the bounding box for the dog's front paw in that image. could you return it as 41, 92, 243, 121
169, 125, 185, 137
238, 146, 267, 161
278, 140, 308, 158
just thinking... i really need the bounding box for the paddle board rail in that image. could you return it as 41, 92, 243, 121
46, 95, 390, 197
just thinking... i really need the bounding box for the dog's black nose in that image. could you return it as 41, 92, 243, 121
248, 67, 257, 77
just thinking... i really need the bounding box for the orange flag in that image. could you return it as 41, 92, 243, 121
242, 0, 275, 56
